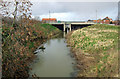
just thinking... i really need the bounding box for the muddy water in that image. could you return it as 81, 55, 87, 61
29, 34, 75, 77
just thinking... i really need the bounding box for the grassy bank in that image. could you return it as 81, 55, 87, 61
2, 22, 61, 78
66, 24, 118, 77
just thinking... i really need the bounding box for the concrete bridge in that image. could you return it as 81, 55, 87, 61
50, 21, 95, 32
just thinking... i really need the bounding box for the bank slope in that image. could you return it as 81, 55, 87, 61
2, 22, 61, 78
66, 24, 118, 77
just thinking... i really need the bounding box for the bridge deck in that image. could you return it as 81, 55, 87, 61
71, 22, 95, 25
50, 22, 95, 32
50, 22, 95, 25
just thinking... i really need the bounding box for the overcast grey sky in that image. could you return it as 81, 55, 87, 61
31, 1, 119, 21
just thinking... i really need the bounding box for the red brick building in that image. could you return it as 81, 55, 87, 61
102, 17, 113, 24
42, 18, 57, 23
88, 17, 113, 24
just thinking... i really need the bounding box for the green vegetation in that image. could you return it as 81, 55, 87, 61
33, 23, 60, 38
2, 21, 61, 78
0, 0, 62, 78
66, 24, 118, 77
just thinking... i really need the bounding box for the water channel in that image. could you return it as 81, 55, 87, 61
29, 33, 76, 77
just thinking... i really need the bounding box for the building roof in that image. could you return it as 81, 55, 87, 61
42, 18, 57, 21
103, 17, 112, 21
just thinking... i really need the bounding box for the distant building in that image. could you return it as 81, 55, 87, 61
42, 18, 57, 23
88, 16, 113, 24
102, 17, 113, 24
88, 19, 102, 23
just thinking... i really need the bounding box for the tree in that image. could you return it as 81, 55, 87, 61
1, 0, 34, 77
0, 0, 33, 26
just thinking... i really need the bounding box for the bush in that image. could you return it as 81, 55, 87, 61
2, 18, 61, 78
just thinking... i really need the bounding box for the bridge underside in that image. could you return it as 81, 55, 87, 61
71, 24, 92, 30
52, 24, 64, 31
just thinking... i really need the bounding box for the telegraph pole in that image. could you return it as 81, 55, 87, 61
49, 10, 50, 23
96, 10, 97, 23
118, 1, 120, 25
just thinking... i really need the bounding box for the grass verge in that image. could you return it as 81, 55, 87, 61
66, 24, 119, 77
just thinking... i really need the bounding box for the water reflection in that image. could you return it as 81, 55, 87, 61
29, 33, 75, 77
63, 32, 67, 37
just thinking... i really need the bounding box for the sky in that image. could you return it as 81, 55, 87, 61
30, 0, 119, 21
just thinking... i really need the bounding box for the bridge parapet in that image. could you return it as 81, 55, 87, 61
71, 22, 95, 25
49, 23, 64, 25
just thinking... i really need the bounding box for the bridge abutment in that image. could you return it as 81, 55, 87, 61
63, 23, 66, 32
69, 24, 71, 32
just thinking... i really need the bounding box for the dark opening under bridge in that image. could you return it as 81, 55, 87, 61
50, 21, 95, 32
